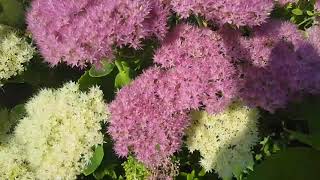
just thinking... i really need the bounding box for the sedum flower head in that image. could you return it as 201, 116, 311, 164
0, 25, 34, 84
10, 82, 108, 179
123, 156, 150, 180
170, 0, 274, 27
109, 25, 239, 167
0, 143, 34, 180
186, 102, 259, 180
27, 0, 169, 67
109, 67, 191, 167
239, 20, 320, 112
154, 24, 239, 113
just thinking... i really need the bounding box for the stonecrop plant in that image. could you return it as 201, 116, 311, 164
1, 0, 320, 180
171, 0, 275, 27
0, 24, 34, 85
0, 82, 108, 179
186, 102, 259, 179
27, 0, 169, 67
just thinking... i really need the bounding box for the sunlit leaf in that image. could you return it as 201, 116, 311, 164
292, 8, 303, 15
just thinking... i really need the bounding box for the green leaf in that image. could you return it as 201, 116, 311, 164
78, 71, 103, 91
272, 144, 281, 153
187, 171, 195, 180
286, 3, 293, 9
89, 60, 115, 78
83, 145, 104, 176
93, 142, 122, 179
255, 154, 263, 161
306, 10, 314, 16
9, 104, 26, 122
114, 59, 135, 89
292, 8, 303, 15
198, 168, 206, 177
286, 129, 320, 150
0, 0, 25, 28
0, 108, 9, 132
0, 108, 9, 121
93, 164, 118, 180
114, 71, 132, 89
13, 58, 82, 88
247, 148, 320, 180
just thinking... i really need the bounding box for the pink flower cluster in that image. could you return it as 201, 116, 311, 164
316, 0, 320, 10
239, 20, 320, 112
170, 0, 274, 26
110, 20, 320, 166
109, 24, 239, 167
108, 67, 191, 167
28, 0, 320, 171
154, 24, 240, 113
27, 0, 169, 67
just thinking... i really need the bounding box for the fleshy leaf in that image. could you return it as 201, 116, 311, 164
292, 8, 303, 15
83, 145, 104, 176
89, 60, 115, 78
78, 71, 103, 91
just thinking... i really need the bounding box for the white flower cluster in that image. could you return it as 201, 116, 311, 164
0, 24, 34, 84
0, 82, 109, 179
0, 143, 34, 179
186, 102, 259, 180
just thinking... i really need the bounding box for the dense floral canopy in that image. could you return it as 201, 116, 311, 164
0, 0, 320, 179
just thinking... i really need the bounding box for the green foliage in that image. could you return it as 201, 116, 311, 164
273, 0, 320, 29
83, 145, 105, 176
9, 104, 26, 122
292, 8, 304, 15
78, 71, 104, 91
89, 60, 115, 78
176, 147, 219, 180
281, 97, 320, 150
0, 104, 26, 143
122, 156, 150, 180
0, 0, 25, 28
247, 148, 320, 180
0, 108, 9, 135
112, 40, 158, 90
77, 68, 117, 102
13, 56, 82, 88
179, 169, 207, 180
286, 129, 320, 150
114, 60, 135, 89
255, 136, 282, 161
0, 104, 26, 128
93, 142, 124, 180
